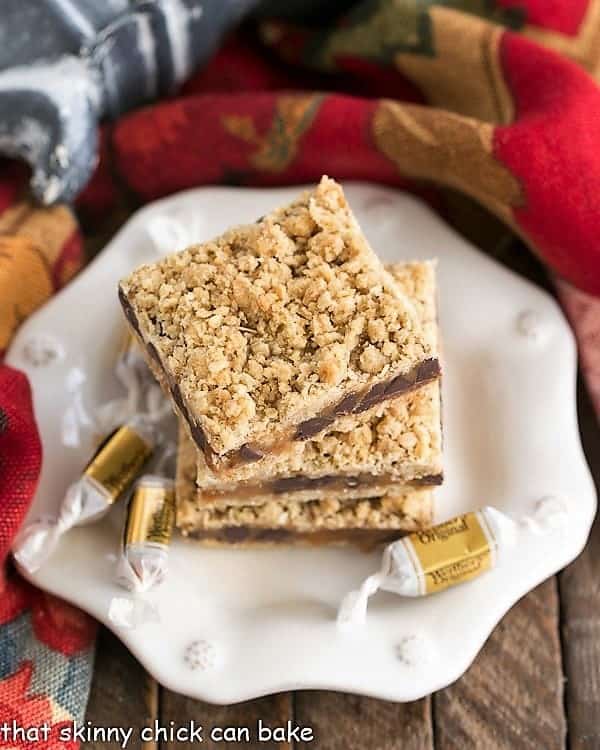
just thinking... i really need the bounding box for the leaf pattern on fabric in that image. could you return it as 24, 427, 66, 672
372, 100, 523, 222
223, 95, 324, 172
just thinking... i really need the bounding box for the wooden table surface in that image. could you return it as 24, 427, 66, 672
81, 195, 600, 750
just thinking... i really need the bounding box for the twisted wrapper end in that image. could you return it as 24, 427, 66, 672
13, 519, 64, 574
12, 476, 112, 573
337, 547, 394, 628
115, 546, 169, 594
520, 496, 568, 534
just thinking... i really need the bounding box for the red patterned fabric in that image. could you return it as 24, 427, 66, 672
0, 183, 95, 747
0, 368, 41, 561
1, 2, 600, 743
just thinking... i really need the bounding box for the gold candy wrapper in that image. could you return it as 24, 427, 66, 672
13, 421, 154, 573
404, 511, 494, 595
338, 500, 565, 626
85, 425, 154, 503
116, 475, 175, 593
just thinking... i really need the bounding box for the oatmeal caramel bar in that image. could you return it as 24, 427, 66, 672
119, 178, 439, 474
191, 262, 442, 503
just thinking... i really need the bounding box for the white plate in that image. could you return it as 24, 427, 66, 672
8, 184, 596, 704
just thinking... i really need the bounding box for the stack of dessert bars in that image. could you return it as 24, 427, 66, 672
119, 177, 442, 549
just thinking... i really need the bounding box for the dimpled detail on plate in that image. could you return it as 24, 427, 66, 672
516, 309, 549, 344
22, 334, 64, 367
395, 635, 431, 667
184, 640, 219, 672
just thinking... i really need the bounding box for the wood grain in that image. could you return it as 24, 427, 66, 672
294, 693, 433, 750
84, 627, 159, 750
158, 690, 293, 749
434, 579, 566, 749
559, 379, 600, 750
142, 677, 159, 750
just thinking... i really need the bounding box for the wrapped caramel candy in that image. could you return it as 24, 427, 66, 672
13, 420, 154, 573
338, 499, 565, 626
116, 474, 175, 592
14, 327, 175, 574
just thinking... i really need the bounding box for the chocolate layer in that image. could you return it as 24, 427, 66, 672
355, 358, 441, 414
271, 472, 443, 493
119, 288, 210, 452
292, 358, 440, 441
119, 286, 141, 336
198, 472, 444, 504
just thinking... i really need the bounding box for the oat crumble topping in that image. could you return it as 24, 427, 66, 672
120, 178, 435, 456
